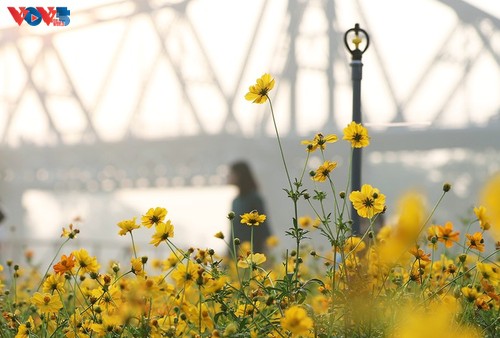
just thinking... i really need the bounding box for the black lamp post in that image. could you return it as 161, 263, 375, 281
344, 23, 369, 235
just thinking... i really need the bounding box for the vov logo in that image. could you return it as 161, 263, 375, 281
8, 7, 70, 26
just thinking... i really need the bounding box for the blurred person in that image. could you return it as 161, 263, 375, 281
228, 161, 272, 255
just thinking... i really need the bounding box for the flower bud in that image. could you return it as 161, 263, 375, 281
443, 183, 452, 192
227, 212, 235, 220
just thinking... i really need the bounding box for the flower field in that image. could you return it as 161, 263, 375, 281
1, 74, 499, 337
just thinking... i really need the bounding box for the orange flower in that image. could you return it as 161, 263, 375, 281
436, 221, 460, 248
53, 253, 76, 275
466, 232, 485, 252
409, 246, 431, 262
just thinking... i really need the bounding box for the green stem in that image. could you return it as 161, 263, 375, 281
36, 238, 71, 292
266, 94, 293, 192
129, 231, 138, 259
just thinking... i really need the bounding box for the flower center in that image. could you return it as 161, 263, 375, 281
362, 198, 374, 208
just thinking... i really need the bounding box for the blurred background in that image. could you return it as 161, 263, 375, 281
0, 0, 499, 267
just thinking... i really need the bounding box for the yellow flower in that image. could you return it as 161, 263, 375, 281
474, 205, 491, 230
117, 217, 140, 236
480, 173, 500, 240
91, 314, 123, 336
72, 248, 100, 275
466, 232, 485, 252
15, 316, 35, 338
235, 303, 255, 317
280, 305, 314, 337
162, 252, 181, 270
301, 133, 338, 152
298, 215, 321, 229
214, 231, 225, 239
240, 210, 266, 227
477, 262, 499, 286
342, 236, 366, 254
349, 184, 386, 218
391, 302, 481, 338
394, 191, 427, 245
343, 121, 370, 148
130, 257, 144, 276
244, 73, 275, 104
141, 207, 167, 228
31, 292, 63, 314
42, 273, 66, 294
266, 235, 279, 248
149, 220, 175, 246
237, 253, 267, 269
171, 262, 200, 288
462, 286, 481, 302
312, 161, 337, 182
61, 223, 79, 239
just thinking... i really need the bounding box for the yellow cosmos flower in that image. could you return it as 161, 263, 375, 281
301, 133, 338, 152
235, 303, 255, 317
342, 236, 366, 254
266, 235, 279, 248
343, 121, 370, 148
281, 305, 314, 337
237, 253, 267, 269
130, 257, 144, 276
61, 223, 79, 239
480, 173, 500, 240
244, 73, 275, 104
117, 216, 140, 236
427, 225, 439, 247
240, 210, 266, 227
312, 160, 337, 182
466, 232, 485, 252
91, 314, 123, 336
149, 220, 175, 246
141, 207, 167, 228
349, 184, 386, 219
477, 262, 499, 286
42, 273, 66, 294
15, 316, 35, 338
72, 248, 100, 275
171, 262, 200, 288
162, 251, 181, 270
393, 191, 427, 245
474, 205, 491, 231
462, 286, 481, 302
298, 215, 321, 229
31, 292, 63, 314
391, 302, 481, 338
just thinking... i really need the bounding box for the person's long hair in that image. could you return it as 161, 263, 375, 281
230, 161, 258, 195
